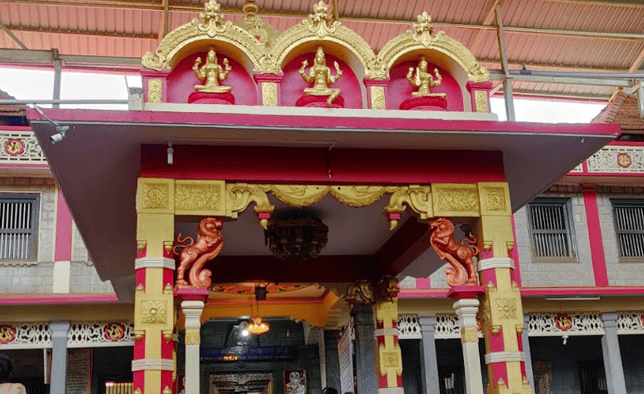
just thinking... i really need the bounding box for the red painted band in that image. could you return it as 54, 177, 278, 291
583, 188, 609, 286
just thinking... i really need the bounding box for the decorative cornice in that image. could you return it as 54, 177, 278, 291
477, 257, 515, 272
484, 351, 526, 364
131, 358, 174, 371
134, 257, 176, 270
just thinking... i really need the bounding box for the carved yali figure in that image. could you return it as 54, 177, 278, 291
299, 47, 343, 106
173, 217, 223, 289
193, 48, 232, 93
428, 217, 479, 286
407, 56, 446, 98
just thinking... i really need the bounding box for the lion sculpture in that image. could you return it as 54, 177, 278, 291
173, 217, 223, 289
428, 217, 479, 286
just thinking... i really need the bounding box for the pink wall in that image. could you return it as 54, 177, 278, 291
54, 189, 73, 262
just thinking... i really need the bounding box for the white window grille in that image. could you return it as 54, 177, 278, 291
397, 315, 421, 339
611, 200, 644, 259
617, 312, 644, 334
0, 194, 39, 261
434, 314, 461, 339
527, 199, 575, 260
527, 313, 604, 336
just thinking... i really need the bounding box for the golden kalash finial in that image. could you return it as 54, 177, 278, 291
407, 56, 446, 98
299, 47, 343, 106
193, 48, 232, 93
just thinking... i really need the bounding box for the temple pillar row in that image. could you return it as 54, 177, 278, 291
135, 179, 177, 394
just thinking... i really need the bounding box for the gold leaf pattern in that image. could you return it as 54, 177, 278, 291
175, 184, 222, 211
147, 79, 162, 103
141, 183, 169, 210
140, 300, 168, 324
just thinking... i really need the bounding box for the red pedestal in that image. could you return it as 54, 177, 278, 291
399, 96, 448, 111
295, 94, 344, 108
447, 285, 486, 301
174, 287, 209, 301
188, 91, 235, 105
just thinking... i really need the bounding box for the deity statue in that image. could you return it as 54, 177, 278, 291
407, 56, 446, 98
299, 47, 343, 106
193, 48, 232, 93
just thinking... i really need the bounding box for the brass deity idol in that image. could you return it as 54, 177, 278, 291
193, 48, 232, 93
299, 47, 343, 106
407, 56, 446, 98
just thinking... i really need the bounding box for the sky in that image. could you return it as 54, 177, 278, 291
0, 67, 606, 123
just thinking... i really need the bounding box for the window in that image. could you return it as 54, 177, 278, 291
527, 199, 575, 260
612, 200, 644, 259
0, 194, 39, 261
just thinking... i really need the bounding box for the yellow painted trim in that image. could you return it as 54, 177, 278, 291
0, 304, 134, 323
144, 370, 161, 394
137, 213, 174, 258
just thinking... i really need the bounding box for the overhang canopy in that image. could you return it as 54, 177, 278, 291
27, 106, 618, 300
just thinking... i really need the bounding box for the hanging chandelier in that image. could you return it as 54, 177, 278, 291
264, 218, 329, 261
246, 317, 270, 335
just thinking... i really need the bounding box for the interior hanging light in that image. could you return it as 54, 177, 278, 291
246, 317, 270, 335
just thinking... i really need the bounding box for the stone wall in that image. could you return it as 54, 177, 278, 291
514, 191, 595, 287
0, 177, 113, 294
596, 187, 644, 286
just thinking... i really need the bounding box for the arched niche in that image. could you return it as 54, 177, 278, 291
280, 44, 363, 109
387, 52, 464, 111
265, 4, 377, 108
377, 15, 489, 112
166, 43, 258, 105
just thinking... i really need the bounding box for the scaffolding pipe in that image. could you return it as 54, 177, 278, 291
52, 49, 62, 109
506, 70, 644, 79
495, 4, 515, 122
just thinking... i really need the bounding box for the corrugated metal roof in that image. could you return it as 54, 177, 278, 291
0, 0, 643, 100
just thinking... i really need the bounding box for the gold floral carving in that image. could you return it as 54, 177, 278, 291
329, 185, 385, 207
262, 83, 278, 106
432, 184, 480, 216
266, 2, 378, 78
461, 327, 478, 343
175, 180, 225, 215
381, 350, 401, 369
137, 179, 174, 213
479, 182, 511, 216
377, 12, 489, 82
271, 185, 329, 207
140, 300, 168, 324
495, 298, 517, 319
475, 90, 489, 113
345, 280, 375, 304
147, 79, 162, 103
225, 183, 274, 229
234, 3, 280, 48
185, 329, 201, 345
385, 185, 433, 218
142, 0, 264, 71
134, 389, 142, 394
370, 86, 386, 109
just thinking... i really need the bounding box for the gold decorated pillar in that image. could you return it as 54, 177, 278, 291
135, 178, 176, 394
254, 73, 283, 106
475, 182, 532, 394
374, 277, 403, 394
364, 78, 390, 110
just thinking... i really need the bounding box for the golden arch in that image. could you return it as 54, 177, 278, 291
377, 16, 489, 83
142, 18, 266, 73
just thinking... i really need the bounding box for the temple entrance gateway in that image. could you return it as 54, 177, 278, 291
209, 372, 273, 394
